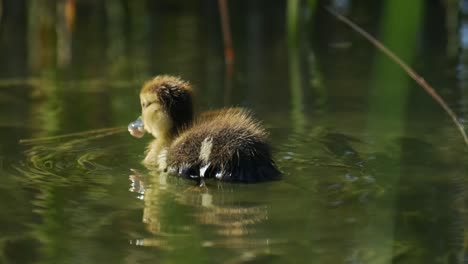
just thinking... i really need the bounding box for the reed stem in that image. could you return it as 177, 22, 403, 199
326, 7, 468, 148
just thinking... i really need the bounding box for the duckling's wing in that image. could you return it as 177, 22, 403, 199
167, 108, 281, 183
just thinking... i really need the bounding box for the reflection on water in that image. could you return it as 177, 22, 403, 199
2, 107, 467, 263
1, 0, 468, 263
5, 128, 146, 264
16, 128, 125, 180
130, 170, 273, 251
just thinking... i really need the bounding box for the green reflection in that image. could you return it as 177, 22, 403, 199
365, 0, 423, 263
287, 0, 306, 134
0, 1, 467, 263
12, 131, 142, 264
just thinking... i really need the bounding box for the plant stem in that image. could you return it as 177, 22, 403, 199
326, 7, 468, 148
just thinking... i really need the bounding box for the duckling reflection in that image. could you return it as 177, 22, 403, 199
128, 75, 281, 186
128, 169, 272, 250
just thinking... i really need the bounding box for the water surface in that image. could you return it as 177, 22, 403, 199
1, 1, 467, 263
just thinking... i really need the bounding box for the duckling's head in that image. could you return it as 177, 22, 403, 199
139, 75, 193, 140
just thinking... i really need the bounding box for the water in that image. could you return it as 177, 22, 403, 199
1, 1, 467, 263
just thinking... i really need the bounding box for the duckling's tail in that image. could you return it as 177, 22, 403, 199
226, 155, 282, 183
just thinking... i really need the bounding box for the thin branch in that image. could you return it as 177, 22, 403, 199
218, 0, 234, 64
20, 127, 125, 144
325, 7, 468, 148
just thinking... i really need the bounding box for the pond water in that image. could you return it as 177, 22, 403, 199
1, 1, 468, 263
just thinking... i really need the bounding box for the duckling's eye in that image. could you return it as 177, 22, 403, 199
141, 101, 155, 109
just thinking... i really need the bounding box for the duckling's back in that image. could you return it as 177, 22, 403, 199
167, 108, 281, 183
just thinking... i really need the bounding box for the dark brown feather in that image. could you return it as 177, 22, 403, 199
167, 108, 281, 182
142, 75, 193, 134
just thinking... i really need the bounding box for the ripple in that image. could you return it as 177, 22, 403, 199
12, 128, 132, 188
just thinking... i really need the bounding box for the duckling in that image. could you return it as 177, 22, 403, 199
129, 75, 281, 185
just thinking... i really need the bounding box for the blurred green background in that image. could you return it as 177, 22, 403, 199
1, 0, 468, 263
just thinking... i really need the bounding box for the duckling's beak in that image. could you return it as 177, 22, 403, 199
128, 116, 145, 138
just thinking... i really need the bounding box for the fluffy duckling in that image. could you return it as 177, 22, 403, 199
129, 75, 281, 185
